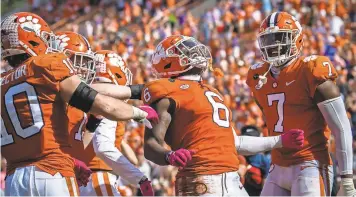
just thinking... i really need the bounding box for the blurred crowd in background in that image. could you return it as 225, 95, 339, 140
1, 0, 356, 196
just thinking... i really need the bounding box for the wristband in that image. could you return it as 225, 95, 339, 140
165, 151, 173, 164
86, 114, 102, 133
129, 84, 144, 99
138, 176, 148, 185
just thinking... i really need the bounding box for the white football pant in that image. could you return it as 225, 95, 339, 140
80, 171, 121, 196
175, 171, 249, 196
5, 165, 78, 196
261, 160, 333, 196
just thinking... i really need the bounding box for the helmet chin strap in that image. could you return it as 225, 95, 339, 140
256, 57, 296, 89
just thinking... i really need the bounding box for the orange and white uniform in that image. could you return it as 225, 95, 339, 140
62, 106, 87, 161
80, 50, 145, 196
142, 78, 248, 196
246, 55, 337, 196
79, 122, 128, 196
1, 53, 79, 196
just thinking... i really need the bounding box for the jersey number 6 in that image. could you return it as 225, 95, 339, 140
205, 91, 230, 128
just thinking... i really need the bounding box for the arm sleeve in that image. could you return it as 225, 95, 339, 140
232, 128, 282, 156
305, 56, 338, 98
317, 96, 353, 175
92, 118, 145, 185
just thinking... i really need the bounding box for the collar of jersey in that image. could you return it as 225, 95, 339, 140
177, 75, 202, 81
271, 57, 297, 78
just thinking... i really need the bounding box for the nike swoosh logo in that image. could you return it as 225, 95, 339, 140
286, 80, 295, 86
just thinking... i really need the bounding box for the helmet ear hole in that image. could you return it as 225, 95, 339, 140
115, 73, 122, 78
29, 41, 39, 47
164, 63, 172, 69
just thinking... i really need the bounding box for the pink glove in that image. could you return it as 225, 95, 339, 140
74, 158, 92, 187
281, 129, 304, 149
138, 105, 159, 129
165, 149, 195, 169
139, 178, 154, 196
138, 105, 159, 124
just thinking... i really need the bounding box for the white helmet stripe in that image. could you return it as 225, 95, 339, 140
269, 12, 277, 27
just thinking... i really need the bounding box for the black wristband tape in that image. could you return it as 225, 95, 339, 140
138, 176, 148, 185
129, 84, 144, 99
86, 114, 103, 133
69, 82, 98, 113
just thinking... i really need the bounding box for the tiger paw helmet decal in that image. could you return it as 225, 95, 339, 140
18, 15, 42, 35
55, 34, 71, 51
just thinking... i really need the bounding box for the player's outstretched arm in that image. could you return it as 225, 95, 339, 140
315, 80, 356, 196
233, 128, 304, 155
90, 83, 144, 100
59, 75, 154, 122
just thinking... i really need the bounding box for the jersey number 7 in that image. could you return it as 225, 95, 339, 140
267, 93, 285, 133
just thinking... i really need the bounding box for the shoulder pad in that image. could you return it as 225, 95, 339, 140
31, 52, 75, 82
303, 55, 338, 97
250, 62, 264, 70
142, 79, 172, 105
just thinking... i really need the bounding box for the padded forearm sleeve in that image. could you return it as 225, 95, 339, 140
232, 128, 282, 156
318, 96, 353, 175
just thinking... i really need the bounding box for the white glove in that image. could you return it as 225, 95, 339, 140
337, 178, 356, 196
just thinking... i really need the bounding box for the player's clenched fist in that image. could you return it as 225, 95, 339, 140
139, 176, 155, 196
281, 129, 304, 149
73, 158, 92, 187
165, 149, 196, 169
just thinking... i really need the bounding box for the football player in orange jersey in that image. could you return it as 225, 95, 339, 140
53, 31, 96, 187
79, 50, 153, 196
53, 31, 155, 193
1, 12, 157, 196
142, 35, 305, 196
246, 11, 356, 196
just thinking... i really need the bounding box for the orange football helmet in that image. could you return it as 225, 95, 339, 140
258, 12, 303, 66
94, 50, 132, 86
151, 35, 212, 78
1, 12, 56, 58
55, 31, 97, 84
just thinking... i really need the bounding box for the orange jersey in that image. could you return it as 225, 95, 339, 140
1, 53, 76, 177
84, 121, 125, 171
246, 55, 337, 166
62, 106, 87, 161
142, 78, 239, 177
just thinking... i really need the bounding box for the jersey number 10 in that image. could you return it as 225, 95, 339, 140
1, 82, 44, 146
